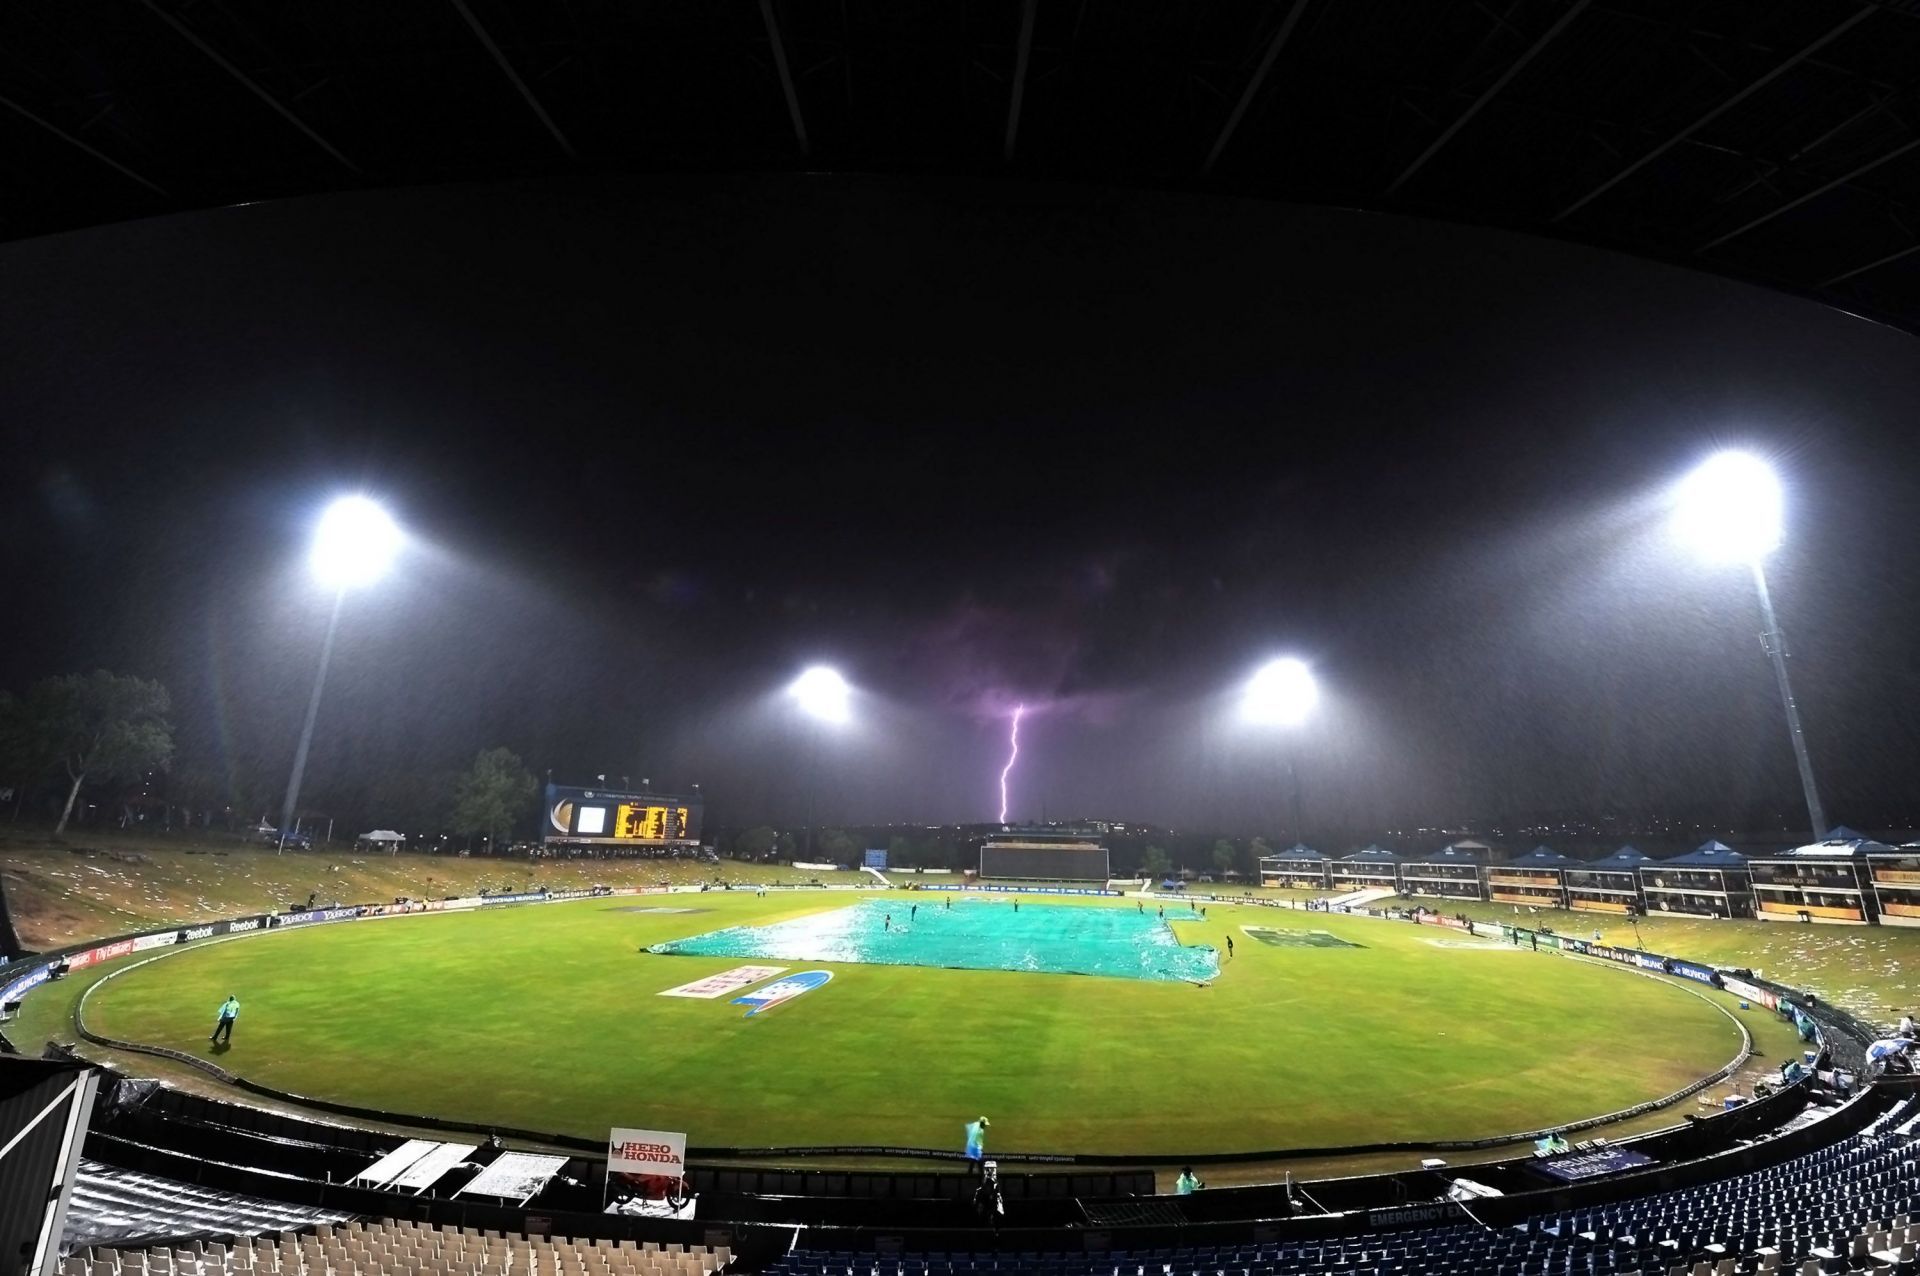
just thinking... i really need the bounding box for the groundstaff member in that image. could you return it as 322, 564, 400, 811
973, 1160, 1004, 1225
1176, 1166, 1205, 1194
210, 994, 240, 1044
964, 1115, 990, 1162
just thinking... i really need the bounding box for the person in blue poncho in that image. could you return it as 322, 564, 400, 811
210, 994, 239, 1044
964, 1115, 990, 1162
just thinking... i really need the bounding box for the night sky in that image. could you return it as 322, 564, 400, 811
4, 174, 1918, 840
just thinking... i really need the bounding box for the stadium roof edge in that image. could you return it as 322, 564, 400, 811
7, 0, 1920, 334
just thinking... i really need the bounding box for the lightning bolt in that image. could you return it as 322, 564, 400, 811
998, 704, 1024, 824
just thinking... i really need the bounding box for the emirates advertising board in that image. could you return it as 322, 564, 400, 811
605, 1127, 688, 1209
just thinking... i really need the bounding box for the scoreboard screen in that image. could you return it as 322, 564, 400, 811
616, 803, 681, 841
545, 783, 703, 845
979, 840, 1109, 882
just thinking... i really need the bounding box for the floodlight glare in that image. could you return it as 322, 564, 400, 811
789, 665, 852, 724
310, 496, 402, 590
1672, 451, 1783, 565
1242, 657, 1318, 727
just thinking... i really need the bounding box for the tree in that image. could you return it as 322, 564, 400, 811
889, 834, 929, 869
0, 691, 63, 955
813, 827, 857, 864
1211, 839, 1238, 876
450, 747, 537, 850
24, 672, 174, 838
734, 825, 779, 859
1139, 844, 1172, 879
0, 690, 61, 821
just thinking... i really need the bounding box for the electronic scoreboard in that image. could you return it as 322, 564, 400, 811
544, 783, 703, 846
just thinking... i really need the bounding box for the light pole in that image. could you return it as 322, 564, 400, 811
278, 496, 401, 854
787, 665, 851, 859
1672, 451, 1827, 842
1241, 657, 1319, 842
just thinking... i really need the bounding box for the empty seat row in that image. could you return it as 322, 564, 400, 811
67, 1218, 729, 1276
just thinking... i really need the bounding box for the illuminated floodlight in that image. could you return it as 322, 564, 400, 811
789, 665, 852, 724
1242, 657, 1318, 727
310, 496, 402, 590
1672, 451, 1783, 565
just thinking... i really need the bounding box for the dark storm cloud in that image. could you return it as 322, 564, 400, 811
2, 174, 1918, 840
907, 596, 1134, 726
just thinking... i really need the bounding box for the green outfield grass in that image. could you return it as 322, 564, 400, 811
76, 893, 1794, 1158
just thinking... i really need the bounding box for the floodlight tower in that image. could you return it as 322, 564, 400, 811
787, 665, 851, 858
1672, 451, 1826, 842
1241, 657, 1319, 842
278, 496, 402, 854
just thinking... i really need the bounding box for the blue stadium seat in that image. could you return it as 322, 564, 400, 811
764, 1104, 1916, 1276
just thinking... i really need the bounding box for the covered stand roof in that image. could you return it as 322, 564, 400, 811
1661, 841, 1749, 867
1340, 845, 1400, 863
1263, 843, 1329, 862
1505, 845, 1575, 868
1407, 845, 1485, 865
1781, 836, 1897, 858
1582, 846, 1658, 873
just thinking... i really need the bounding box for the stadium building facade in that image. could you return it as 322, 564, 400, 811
1328, 845, 1399, 894
1258, 843, 1331, 890
1749, 831, 1887, 925
978, 829, 1109, 882
1396, 843, 1487, 902
1870, 845, 1920, 928
1638, 842, 1753, 919
1564, 846, 1654, 916
1485, 845, 1573, 909
1294, 834, 1920, 930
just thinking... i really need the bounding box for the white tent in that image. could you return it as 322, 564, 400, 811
357, 830, 407, 852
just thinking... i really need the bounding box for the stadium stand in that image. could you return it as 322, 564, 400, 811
761, 1098, 1919, 1276
64, 1221, 732, 1276
12, 883, 1912, 1276
65, 1161, 349, 1250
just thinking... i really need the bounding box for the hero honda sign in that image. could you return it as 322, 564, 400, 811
604, 1127, 688, 1210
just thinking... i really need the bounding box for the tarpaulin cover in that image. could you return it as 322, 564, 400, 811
647, 897, 1218, 982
